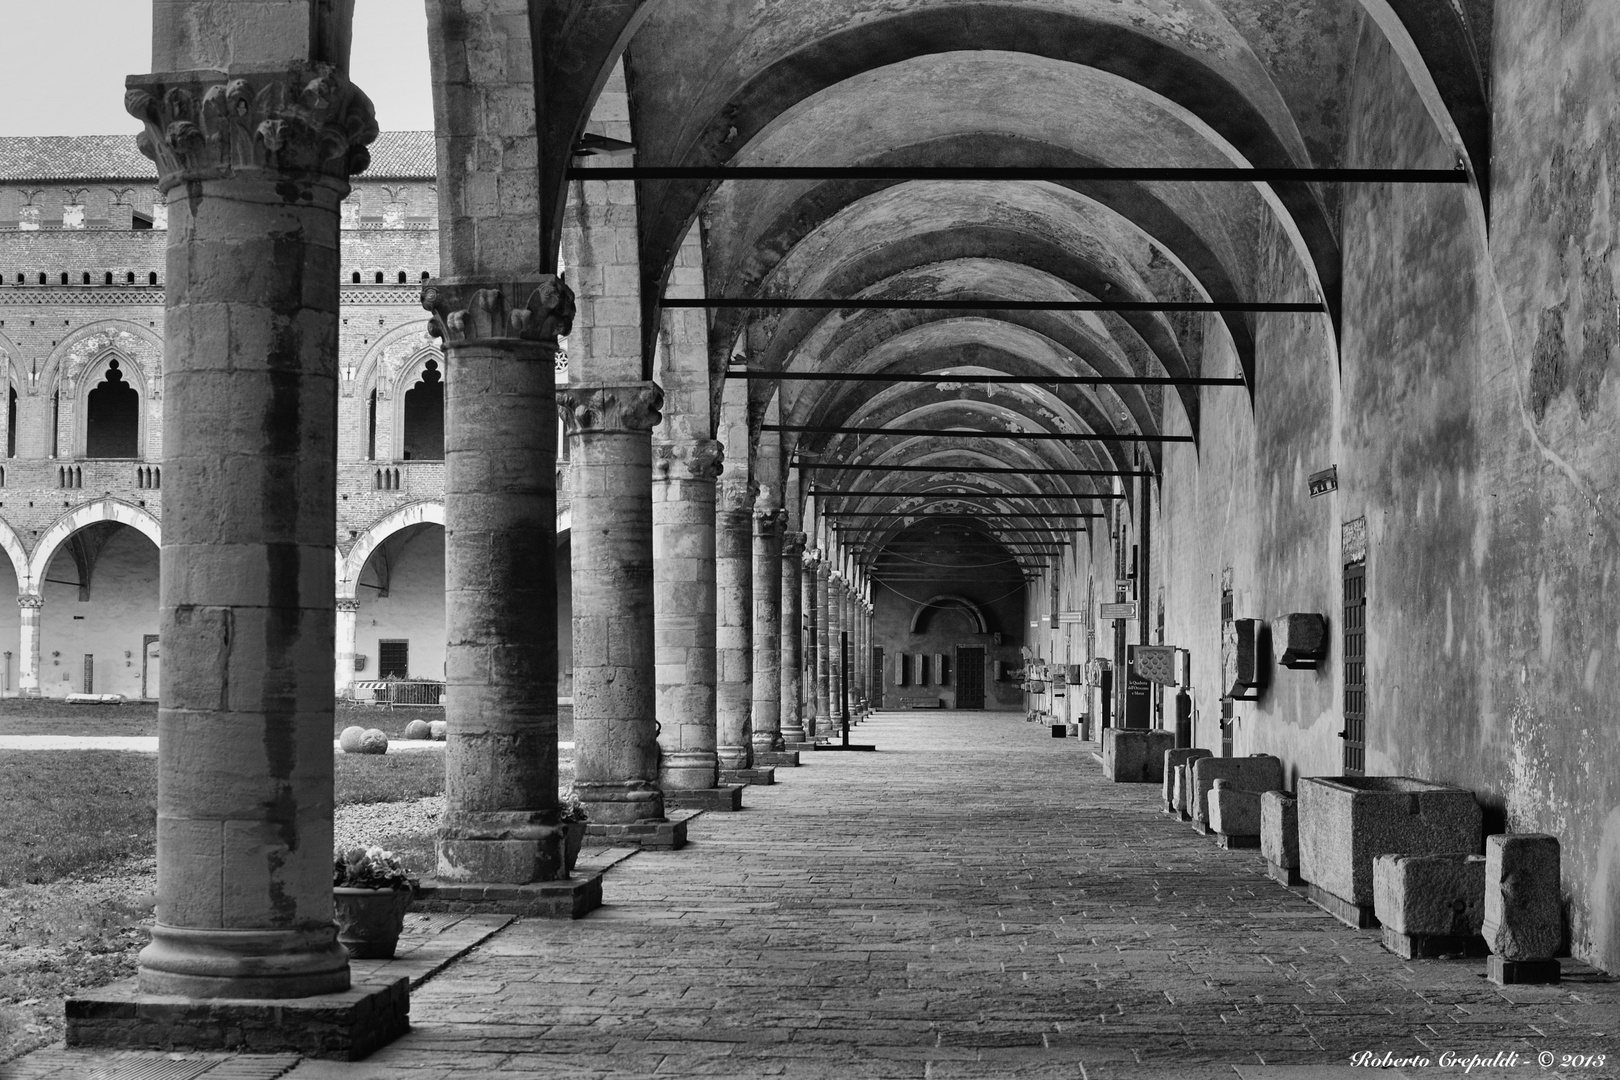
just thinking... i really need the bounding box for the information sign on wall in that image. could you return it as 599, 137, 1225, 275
1100, 601, 1138, 620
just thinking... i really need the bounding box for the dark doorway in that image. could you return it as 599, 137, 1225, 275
955, 646, 985, 709
870, 646, 884, 708
86, 359, 139, 458
378, 639, 410, 679
402, 359, 444, 460
1343, 561, 1367, 775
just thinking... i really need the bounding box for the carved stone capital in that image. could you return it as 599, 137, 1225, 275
336, 598, 361, 614
558, 382, 664, 437
422, 277, 575, 349
718, 476, 759, 513
16, 593, 42, 610
753, 507, 788, 534
653, 438, 724, 483
782, 532, 808, 559
815, 560, 832, 580
125, 64, 377, 191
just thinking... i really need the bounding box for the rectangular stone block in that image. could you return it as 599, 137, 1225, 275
1261, 790, 1300, 883
414, 872, 604, 918
1297, 776, 1482, 927
756, 751, 800, 767
584, 811, 695, 851
1100, 728, 1176, 783
720, 767, 776, 785
1372, 852, 1485, 941
1189, 755, 1284, 828
1173, 763, 1192, 818
66, 977, 409, 1061
1208, 782, 1263, 843
1487, 955, 1561, 985
1163, 748, 1211, 813
1484, 833, 1562, 962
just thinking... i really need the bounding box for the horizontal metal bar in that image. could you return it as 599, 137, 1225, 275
771, 424, 1192, 442
677, 298, 1319, 313
571, 165, 1470, 184
744, 372, 1242, 387
801, 464, 1150, 477
825, 512, 1103, 518
812, 491, 1125, 499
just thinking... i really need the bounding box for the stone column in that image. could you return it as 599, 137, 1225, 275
750, 500, 786, 756
800, 552, 820, 739
816, 561, 834, 727
780, 533, 806, 744
16, 594, 41, 696
335, 598, 359, 698
561, 383, 665, 824
425, 280, 573, 881
653, 438, 724, 790
126, 64, 375, 998
715, 477, 754, 769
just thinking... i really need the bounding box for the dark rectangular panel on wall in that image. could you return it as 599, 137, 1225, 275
894, 653, 908, 686
871, 647, 884, 707
379, 639, 410, 679
935, 653, 949, 685
1343, 562, 1367, 776
914, 653, 927, 686
956, 647, 985, 709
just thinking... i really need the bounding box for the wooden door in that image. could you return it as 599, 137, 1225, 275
955, 647, 985, 709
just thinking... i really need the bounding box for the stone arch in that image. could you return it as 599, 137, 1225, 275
910, 594, 992, 636
0, 516, 27, 595
338, 501, 445, 599
42, 322, 163, 462
26, 499, 161, 594
352, 320, 438, 401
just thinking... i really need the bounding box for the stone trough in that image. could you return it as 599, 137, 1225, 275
1100, 728, 1175, 783
1189, 755, 1283, 838
1297, 776, 1482, 929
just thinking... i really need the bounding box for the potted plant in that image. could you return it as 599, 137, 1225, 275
333, 846, 417, 959
560, 791, 589, 875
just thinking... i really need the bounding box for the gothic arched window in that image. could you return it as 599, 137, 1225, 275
401, 358, 443, 461
86, 358, 140, 458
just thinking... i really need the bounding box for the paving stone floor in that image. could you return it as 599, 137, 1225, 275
284, 710, 1620, 1079
19, 710, 1619, 1080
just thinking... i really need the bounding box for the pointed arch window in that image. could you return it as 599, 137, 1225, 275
401, 358, 443, 461
86, 358, 140, 458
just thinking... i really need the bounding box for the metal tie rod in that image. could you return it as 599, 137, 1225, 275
677, 298, 1319, 314
811, 491, 1126, 500
741, 372, 1243, 387
570, 165, 1470, 183
825, 511, 1104, 518
769, 424, 1193, 443
800, 464, 1151, 477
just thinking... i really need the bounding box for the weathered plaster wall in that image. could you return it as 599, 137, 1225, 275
355, 525, 446, 685
37, 525, 158, 698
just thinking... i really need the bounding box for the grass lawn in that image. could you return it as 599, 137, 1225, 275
0, 699, 576, 743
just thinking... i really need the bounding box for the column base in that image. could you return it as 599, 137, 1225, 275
659, 751, 720, 792
663, 784, 745, 811
575, 781, 665, 825
781, 721, 807, 744
755, 750, 800, 767
716, 744, 752, 771
136, 925, 351, 1000
66, 977, 408, 1061
436, 832, 565, 885
584, 809, 698, 850
721, 766, 775, 786
414, 872, 603, 918
1487, 956, 1560, 985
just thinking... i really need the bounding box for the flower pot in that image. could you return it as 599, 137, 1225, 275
564, 822, 587, 875
333, 887, 413, 960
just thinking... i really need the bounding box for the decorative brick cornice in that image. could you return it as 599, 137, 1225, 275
422, 277, 575, 349
558, 382, 663, 437
652, 438, 724, 483
125, 64, 377, 191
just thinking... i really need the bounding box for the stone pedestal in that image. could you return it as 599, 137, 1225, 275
1373, 853, 1487, 959
716, 479, 754, 769
426, 279, 575, 885
751, 501, 786, 756
780, 533, 807, 744
1190, 755, 1284, 831
1208, 780, 1263, 849
1262, 791, 1302, 885
721, 766, 776, 786
1101, 728, 1175, 783
652, 439, 724, 792
1483, 833, 1562, 984
127, 63, 376, 1001
586, 810, 696, 850
561, 383, 665, 825
664, 784, 745, 811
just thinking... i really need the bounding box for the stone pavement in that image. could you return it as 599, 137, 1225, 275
9, 710, 1618, 1079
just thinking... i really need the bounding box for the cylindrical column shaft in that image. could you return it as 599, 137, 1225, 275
716, 478, 754, 768
427, 281, 572, 881
750, 502, 785, 756
816, 563, 834, 728
17, 594, 41, 695
780, 533, 806, 744
801, 556, 819, 739
563, 383, 665, 824
653, 439, 723, 790
130, 63, 376, 998
335, 598, 359, 698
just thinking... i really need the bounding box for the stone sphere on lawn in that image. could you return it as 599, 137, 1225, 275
429, 720, 448, 741
404, 719, 432, 740
338, 725, 366, 753
358, 728, 390, 754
